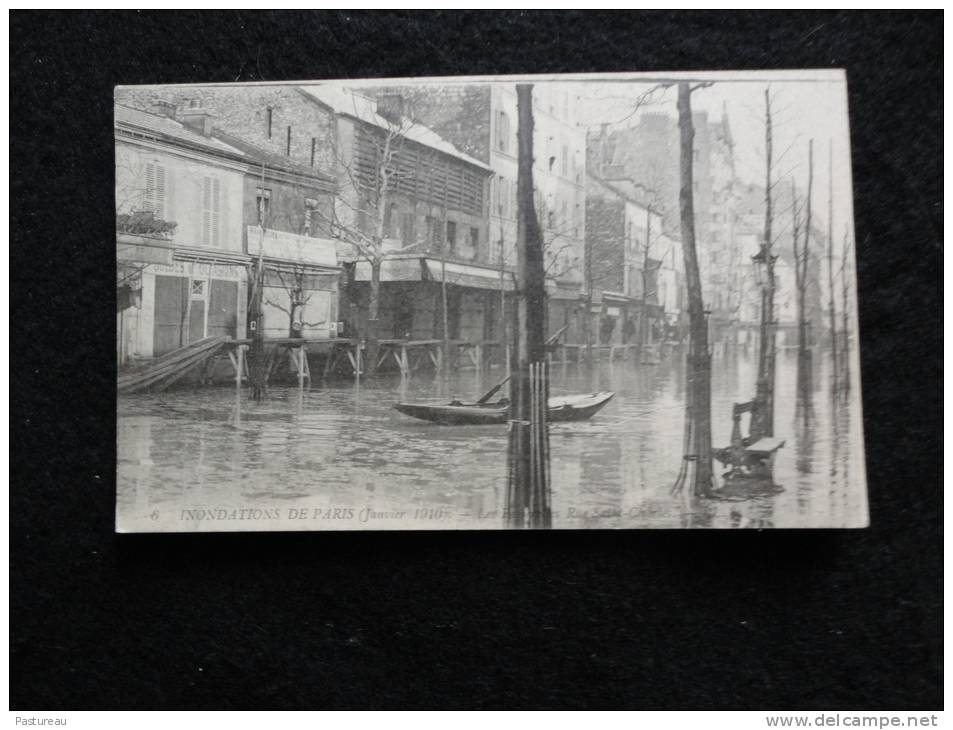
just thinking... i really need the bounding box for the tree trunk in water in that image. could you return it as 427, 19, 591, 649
247, 261, 268, 401
441, 254, 450, 375
796, 142, 814, 414
840, 229, 851, 395
365, 259, 381, 377
676, 82, 713, 498
827, 139, 839, 393
752, 88, 777, 440
506, 83, 551, 529
639, 209, 651, 360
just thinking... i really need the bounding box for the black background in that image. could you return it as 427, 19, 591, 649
10, 11, 942, 709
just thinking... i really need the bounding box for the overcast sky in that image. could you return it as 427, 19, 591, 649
568, 71, 855, 242
327, 70, 855, 247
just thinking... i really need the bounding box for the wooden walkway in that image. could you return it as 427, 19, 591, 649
118, 337, 669, 393
118, 336, 229, 394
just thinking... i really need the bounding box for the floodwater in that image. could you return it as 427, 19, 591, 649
117, 347, 868, 531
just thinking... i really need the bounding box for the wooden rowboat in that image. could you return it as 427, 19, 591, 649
393, 391, 615, 426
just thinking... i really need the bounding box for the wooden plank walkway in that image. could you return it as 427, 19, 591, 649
118, 336, 228, 394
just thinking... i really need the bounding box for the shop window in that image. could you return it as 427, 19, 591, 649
256, 187, 271, 225
304, 198, 318, 236
446, 220, 457, 254
497, 111, 510, 153
402, 212, 416, 244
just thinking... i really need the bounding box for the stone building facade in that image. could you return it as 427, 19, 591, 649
115, 87, 344, 351
585, 173, 666, 346
298, 85, 499, 346
587, 108, 736, 339
364, 82, 588, 343
115, 104, 250, 363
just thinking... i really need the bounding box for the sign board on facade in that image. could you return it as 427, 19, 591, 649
247, 226, 337, 268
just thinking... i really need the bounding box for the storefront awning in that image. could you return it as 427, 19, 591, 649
547, 280, 585, 300
353, 257, 425, 283
353, 257, 517, 292
422, 258, 516, 291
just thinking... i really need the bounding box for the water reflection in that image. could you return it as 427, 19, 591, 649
117, 347, 867, 531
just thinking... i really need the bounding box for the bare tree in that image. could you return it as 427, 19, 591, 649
246, 165, 270, 400
264, 263, 328, 339
312, 110, 420, 377
672, 81, 714, 498
839, 226, 852, 395
792, 140, 814, 412
505, 83, 551, 529
827, 139, 840, 392
751, 87, 779, 441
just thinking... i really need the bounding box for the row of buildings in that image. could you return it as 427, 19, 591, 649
588, 108, 825, 350
115, 82, 819, 371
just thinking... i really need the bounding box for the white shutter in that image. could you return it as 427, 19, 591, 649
144, 162, 166, 220
202, 176, 212, 247
212, 177, 221, 248
155, 164, 166, 220
202, 176, 222, 248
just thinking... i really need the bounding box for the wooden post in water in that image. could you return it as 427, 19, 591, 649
505, 83, 551, 529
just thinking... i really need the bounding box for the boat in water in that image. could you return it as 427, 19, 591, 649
393, 391, 615, 426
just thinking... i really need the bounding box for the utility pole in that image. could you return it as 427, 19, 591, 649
674, 81, 713, 497
505, 83, 551, 528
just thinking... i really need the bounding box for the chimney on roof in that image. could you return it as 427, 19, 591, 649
152, 100, 177, 119
178, 99, 215, 136
376, 94, 405, 124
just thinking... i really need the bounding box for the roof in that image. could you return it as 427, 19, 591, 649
297, 85, 493, 173
211, 129, 335, 185
116, 103, 334, 187
114, 103, 242, 156
589, 171, 660, 215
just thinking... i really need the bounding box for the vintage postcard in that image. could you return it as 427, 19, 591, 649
115, 70, 867, 532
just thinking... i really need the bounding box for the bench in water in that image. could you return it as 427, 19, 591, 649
713, 401, 785, 480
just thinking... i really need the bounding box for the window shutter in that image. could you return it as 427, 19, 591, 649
144, 162, 166, 220
155, 165, 166, 220
201, 176, 222, 248
212, 177, 221, 247
202, 176, 212, 247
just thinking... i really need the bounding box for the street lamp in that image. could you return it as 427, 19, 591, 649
751, 249, 766, 287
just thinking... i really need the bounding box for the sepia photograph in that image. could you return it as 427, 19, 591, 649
115, 70, 867, 532
12, 8, 942, 716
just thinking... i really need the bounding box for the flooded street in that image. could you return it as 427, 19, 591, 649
117, 347, 867, 531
